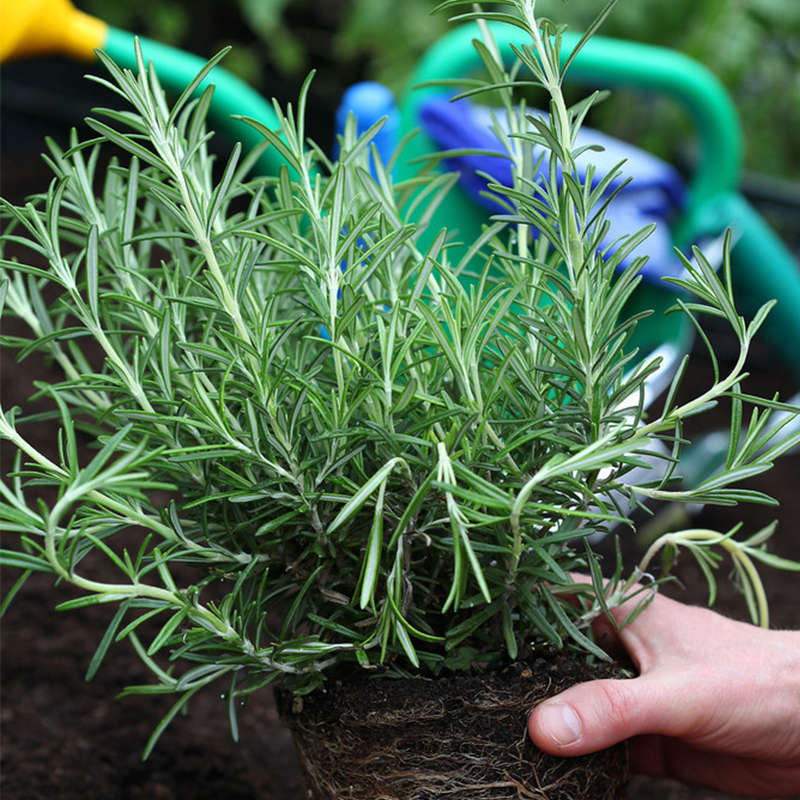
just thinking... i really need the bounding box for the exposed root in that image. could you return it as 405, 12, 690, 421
276, 656, 628, 800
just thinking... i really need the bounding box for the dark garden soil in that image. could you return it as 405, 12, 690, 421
276, 657, 629, 800
3, 96, 800, 800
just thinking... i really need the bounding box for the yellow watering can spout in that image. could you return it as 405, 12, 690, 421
0, 0, 107, 63
0, 0, 285, 175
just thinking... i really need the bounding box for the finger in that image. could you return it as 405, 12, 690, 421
528, 673, 676, 756
601, 591, 705, 673
561, 574, 673, 670
631, 736, 800, 799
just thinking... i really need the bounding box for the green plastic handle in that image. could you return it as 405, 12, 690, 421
103, 27, 284, 176
398, 22, 743, 241
397, 21, 800, 382
696, 192, 800, 379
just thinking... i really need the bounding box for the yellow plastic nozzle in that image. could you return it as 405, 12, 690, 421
0, 0, 107, 63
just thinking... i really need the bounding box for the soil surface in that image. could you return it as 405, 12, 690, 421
277, 657, 628, 800
3, 99, 800, 800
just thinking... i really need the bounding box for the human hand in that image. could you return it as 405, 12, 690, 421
527, 591, 800, 798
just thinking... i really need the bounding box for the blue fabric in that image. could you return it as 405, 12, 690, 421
419, 97, 688, 282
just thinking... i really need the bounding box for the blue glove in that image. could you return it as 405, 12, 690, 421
419, 97, 688, 282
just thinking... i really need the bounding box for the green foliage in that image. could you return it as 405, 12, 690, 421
2, 0, 799, 745
333, 0, 452, 90
535, 0, 800, 177
79, 0, 800, 178
80, 0, 452, 91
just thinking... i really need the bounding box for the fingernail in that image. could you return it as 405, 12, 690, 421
537, 702, 583, 746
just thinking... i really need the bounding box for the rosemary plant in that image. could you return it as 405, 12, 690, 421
2, 0, 799, 753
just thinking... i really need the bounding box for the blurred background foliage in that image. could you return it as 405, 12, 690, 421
72, 0, 800, 181
537, 0, 800, 181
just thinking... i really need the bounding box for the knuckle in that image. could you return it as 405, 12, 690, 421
589, 679, 638, 733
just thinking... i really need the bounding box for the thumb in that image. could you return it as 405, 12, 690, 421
528, 675, 665, 756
